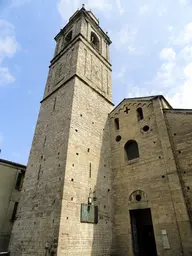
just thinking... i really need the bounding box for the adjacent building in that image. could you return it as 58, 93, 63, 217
0, 159, 25, 252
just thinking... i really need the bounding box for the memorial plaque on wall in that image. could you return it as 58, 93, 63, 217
80, 204, 98, 224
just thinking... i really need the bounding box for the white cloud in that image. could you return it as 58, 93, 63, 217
57, 0, 80, 21
179, 0, 188, 5
87, 0, 112, 12
114, 25, 138, 54
114, 67, 127, 83
0, 67, 15, 86
57, 0, 113, 21
139, 5, 149, 15
174, 22, 192, 46
157, 6, 167, 16
180, 45, 192, 61
139, 18, 192, 109
167, 76, 192, 108
115, 0, 124, 15
150, 61, 178, 88
184, 63, 192, 76
168, 25, 173, 31
0, 36, 17, 60
9, 0, 31, 8
0, 20, 18, 86
160, 48, 176, 61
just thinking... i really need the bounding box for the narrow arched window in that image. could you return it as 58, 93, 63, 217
65, 30, 73, 44
114, 118, 120, 130
91, 32, 99, 51
124, 140, 139, 161
137, 107, 143, 121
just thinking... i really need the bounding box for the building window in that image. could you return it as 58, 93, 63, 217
11, 202, 19, 222
65, 30, 73, 44
15, 171, 25, 191
137, 107, 143, 121
124, 140, 139, 161
91, 32, 100, 51
114, 118, 120, 130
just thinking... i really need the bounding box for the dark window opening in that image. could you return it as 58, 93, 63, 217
114, 118, 120, 130
15, 171, 25, 191
137, 107, 144, 121
124, 140, 139, 161
11, 202, 19, 222
89, 163, 92, 178
53, 97, 57, 111
116, 135, 122, 142
65, 31, 73, 44
136, 195, 142, 202
143, 125, 150, 132
91, 32, 100, 51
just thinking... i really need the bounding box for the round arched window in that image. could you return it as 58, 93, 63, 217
124, 140, 139, 161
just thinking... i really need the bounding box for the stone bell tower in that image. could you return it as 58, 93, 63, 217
9, 6, 114, 256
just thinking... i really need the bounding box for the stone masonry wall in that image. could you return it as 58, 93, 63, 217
109, 98, 192, 256
165, 110, 192, 225
9, 79, 75, 256
44, 44, 78, 98
57, 77, 114, 256
10, 8, 113, 256
76, 40, 112, 102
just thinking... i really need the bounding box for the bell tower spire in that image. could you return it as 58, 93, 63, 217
44, 7, 112, 103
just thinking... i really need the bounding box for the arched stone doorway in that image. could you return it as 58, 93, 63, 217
128, 190, 157, 256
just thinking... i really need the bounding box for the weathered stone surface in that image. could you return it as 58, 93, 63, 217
109, 97, 192, 255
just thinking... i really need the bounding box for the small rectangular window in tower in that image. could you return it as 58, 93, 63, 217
15, 171, 25, 191
89, 163, 92, 178
53, 97, 57, 111
11, 202, 19, 222
114, 118, 120, 130
137, 107, 144, 121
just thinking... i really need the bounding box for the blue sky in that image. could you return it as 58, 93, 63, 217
0, 0, 192, 164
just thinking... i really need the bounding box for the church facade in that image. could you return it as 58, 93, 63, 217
9, 7, 192, 256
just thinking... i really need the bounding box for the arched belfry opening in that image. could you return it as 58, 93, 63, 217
65, 30, 73, 44
91, 31, 100, 51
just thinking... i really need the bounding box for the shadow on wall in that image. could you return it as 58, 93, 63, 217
90, 120, 116, 256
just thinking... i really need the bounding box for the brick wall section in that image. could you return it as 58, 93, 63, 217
109, 97, 192, 256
